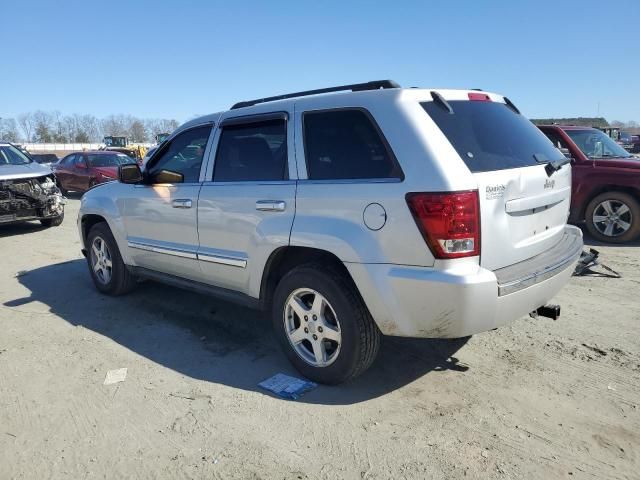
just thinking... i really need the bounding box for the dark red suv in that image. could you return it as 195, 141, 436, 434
538, 125, 640, 243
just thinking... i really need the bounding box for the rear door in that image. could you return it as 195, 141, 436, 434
423, 95, 571, 270
196, 111, 296, 296
72, 154, 91, 191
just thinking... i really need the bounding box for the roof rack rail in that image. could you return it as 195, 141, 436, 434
231, 80, 401, 110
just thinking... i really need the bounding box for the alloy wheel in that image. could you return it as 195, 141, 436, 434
283, 288, 342, 367
90, 235, 113, 284
592, 199, 633, 237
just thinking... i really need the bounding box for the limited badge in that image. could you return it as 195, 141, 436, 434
486, 184, 506, 200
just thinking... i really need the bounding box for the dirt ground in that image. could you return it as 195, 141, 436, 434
1, 197, 638, 480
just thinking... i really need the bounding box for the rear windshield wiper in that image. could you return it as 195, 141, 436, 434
430, 91, 454, 114
534, 153, 571, 177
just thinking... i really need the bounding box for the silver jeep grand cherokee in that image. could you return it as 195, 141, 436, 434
78, 81, 583, 384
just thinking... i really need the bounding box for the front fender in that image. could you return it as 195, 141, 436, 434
78, 183, 131, 264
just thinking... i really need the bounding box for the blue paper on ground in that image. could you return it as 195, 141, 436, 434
258, 373, 318, 400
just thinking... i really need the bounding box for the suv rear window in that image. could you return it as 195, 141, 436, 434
303, 109, 402, 180
422, 101, 563, 173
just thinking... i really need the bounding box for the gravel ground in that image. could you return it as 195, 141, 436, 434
1, 197, 638, 479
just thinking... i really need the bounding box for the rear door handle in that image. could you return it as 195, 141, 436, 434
256, 200, 286, 212
172, 199, 192, 209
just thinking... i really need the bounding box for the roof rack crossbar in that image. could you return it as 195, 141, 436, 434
231, 80, 401, 109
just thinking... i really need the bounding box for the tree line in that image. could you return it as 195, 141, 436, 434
0, 111, 180, 144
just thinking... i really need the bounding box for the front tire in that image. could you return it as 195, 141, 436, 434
40, 211, 64, 227
585, 192, 640, 243
272, 263, 380, 384
86, 222, 137, 295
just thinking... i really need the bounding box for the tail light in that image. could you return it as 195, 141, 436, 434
406, 190, 480, 259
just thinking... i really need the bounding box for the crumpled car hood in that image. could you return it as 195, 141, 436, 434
0, 162, 53, 180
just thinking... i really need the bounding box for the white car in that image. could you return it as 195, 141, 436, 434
0, 143, 65, 227
78, 81, 582, 383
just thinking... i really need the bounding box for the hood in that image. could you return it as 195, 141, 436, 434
0, 162, 53, 180
92, 166, 119, 178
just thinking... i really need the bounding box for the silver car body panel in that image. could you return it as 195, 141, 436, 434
78, 88, 582, 338
0, 161, 54, 180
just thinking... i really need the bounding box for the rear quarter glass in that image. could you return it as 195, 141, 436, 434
421, 101, 564, 173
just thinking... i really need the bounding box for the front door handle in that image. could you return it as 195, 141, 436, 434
256, 200, 286, 212
172, 199, 192, 209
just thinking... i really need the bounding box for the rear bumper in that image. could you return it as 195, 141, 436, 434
346, 225, 583, 338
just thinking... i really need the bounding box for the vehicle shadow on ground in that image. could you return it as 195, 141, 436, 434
579, 226, 640, 248
0, 221, 48, 238
6, 259, 470, 405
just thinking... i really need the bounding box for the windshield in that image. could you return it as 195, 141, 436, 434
87, 154, 136, 167
104, 137, 127, 147
422, 100, 564, 172
0, 145, 32, 166
565, 129, 632, 159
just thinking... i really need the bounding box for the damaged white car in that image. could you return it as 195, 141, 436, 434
0, 142, 65, 227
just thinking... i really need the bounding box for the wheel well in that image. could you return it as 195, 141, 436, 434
580, 186, 640, 221
81, 214, 107, 244
259, 247, 355, 310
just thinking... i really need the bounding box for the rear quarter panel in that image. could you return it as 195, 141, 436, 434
290, 90, 478, 267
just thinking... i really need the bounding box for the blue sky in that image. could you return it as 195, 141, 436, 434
1, 0, 639, 123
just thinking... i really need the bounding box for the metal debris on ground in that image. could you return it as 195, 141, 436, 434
14, 271, 28, 278
573, 248, 621, 278
258, 373, 318, 400
103, 368, 128, 385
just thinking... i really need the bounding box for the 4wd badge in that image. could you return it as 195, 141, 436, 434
486, 184, 506, 200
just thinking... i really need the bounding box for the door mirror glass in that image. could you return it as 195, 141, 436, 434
152, 169, 184, 184
119, 163, 143, 184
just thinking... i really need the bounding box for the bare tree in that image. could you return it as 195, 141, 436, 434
0, 118, 20, 142
101, 115, 129, 137
17, 112, 35, 142
129, 120, 147, 142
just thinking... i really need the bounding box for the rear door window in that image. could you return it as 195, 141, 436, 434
303, 109, 402, 180
422, 101, 564, 173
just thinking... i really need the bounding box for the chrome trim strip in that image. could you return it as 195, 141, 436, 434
297, 178, 402, 185
197, 252, 247, 268
127, 241, 198, 260
498, 242, 582, 296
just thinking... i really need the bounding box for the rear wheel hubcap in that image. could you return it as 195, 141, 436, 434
284, 288, 342, 367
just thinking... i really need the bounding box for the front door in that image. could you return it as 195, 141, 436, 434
197, 112, 296, 296
70, 154, 91, 191
122, 123, 214, 281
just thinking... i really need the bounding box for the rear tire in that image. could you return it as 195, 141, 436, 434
271, 263, 380, 384
86, 222, 137, 295
585, 192, 640, 243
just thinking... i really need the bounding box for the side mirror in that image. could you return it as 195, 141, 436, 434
152, 169, 184, 184
119, 164, 143, 184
